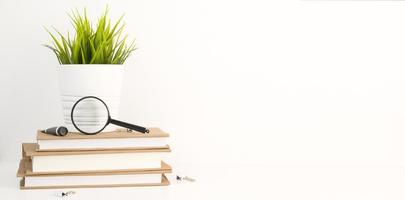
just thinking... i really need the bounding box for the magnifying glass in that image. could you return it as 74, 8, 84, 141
70, 96, 149, 135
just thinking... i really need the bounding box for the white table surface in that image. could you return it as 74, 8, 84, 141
1, 161, 405, 200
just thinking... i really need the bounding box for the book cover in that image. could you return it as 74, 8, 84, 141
23, 143, 171, 172
17, 159, 170, 189
36, 128, 170, 151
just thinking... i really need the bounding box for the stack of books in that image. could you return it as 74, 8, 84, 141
16, 128, 172, 189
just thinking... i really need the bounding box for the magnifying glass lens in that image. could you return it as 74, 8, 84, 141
71, 97, 109, 134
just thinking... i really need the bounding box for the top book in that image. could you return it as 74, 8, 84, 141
36, 128, 169, 151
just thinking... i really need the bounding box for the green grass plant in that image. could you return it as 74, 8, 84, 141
45, 8, 136, 64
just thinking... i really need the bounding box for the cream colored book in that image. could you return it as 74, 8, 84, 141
17, 159, 171, 189
36, 128, 169, 151
20, 175, 170, 189
23, 143, 171, 173
18, 158, 172, 176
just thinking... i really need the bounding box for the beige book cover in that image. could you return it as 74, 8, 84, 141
17, 158, 172, 177
19, 175, 170, 189
23, 143, 171, 157
37, 128, 169, 140
17, 159, 171, 189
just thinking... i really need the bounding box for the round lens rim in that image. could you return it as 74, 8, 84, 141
70, 96, 110, 135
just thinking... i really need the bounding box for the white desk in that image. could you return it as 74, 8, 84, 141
1, 161, 405, 200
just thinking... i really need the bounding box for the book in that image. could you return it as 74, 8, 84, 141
17, 126, 173, 189
36, 128, 169, 151
19, 158, 172, 176
23, 143, 170, 173
17, 159, 170, 189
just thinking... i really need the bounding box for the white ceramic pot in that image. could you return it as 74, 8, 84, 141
57, 65, 124, 133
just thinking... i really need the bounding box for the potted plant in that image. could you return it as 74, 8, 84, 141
45, 8, 136, 132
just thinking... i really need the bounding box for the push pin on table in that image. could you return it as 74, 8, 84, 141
176, 175, 196, 182
54, 191, 75, 198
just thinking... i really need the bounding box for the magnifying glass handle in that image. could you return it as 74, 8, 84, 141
109, 119, 149, 133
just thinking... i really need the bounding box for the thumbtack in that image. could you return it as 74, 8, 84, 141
176, 175, 196, 182
54, 191, 76, 197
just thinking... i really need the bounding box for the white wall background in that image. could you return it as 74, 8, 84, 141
1, 0, 405, 167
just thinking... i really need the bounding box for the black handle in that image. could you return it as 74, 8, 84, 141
109, 118, 149, 133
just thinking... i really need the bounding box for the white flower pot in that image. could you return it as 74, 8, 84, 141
57, 65, 124, 133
